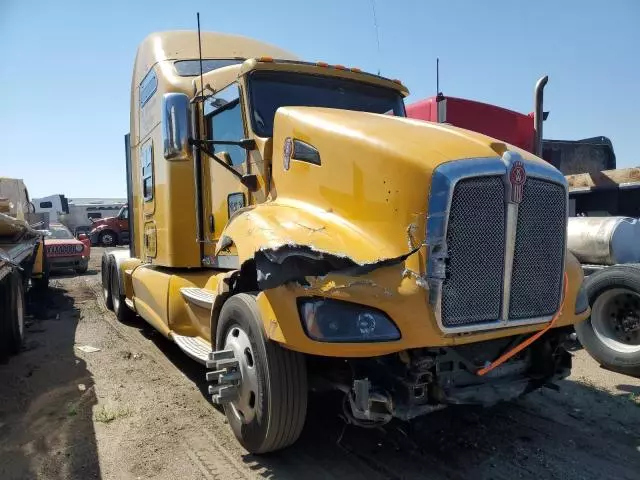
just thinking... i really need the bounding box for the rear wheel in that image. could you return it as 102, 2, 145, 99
110, 262, 135, 322
102, 255, 113, 310
215, 293, 307, 454
0, 270, 26, 357
575, 265, 640, 375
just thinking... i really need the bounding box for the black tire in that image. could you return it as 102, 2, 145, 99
0, 270, 26, 357
102, 255, 113, 310
215, 293, 307, 454
99, 230, 117, 247
574, 264, 640, 376
110, 262, 135, 322
75, 263, 89, 275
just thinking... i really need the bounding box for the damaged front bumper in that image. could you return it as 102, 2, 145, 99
312, 328, 573, 424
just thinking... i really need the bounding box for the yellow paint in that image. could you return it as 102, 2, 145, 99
126, 31, 589, 361
32, 238, 45, 276
256, 253, 588, 357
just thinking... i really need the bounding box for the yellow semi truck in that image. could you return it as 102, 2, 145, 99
102, 31, 590, 453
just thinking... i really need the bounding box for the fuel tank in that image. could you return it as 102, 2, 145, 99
567, 216, 640, 265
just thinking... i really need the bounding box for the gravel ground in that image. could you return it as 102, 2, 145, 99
1, 247, 639, 480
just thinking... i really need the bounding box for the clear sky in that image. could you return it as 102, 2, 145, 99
1, 0, 638, 198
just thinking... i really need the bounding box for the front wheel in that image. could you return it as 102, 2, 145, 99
99, 230, 117, 247
215, 293, 308, 454
575, 264, 640, 375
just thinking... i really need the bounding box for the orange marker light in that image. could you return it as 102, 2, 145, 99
259, 56, 274, 62
351, 67, 362, 72
316, 62, 329, 67
334, 64, 347, 70
392, 78, 403, 84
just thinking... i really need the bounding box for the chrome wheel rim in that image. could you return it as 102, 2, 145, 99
102, 233, 114, 245
224, 325, 258, 424
591, 288, 640, 354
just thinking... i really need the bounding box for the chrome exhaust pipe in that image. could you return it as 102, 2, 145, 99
533, 75, 548, 157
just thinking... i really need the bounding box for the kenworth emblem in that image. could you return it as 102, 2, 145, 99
283, 137, 293, 171
508, 160, 527, 204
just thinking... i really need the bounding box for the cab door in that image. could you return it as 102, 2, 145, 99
201, 82, 250, 265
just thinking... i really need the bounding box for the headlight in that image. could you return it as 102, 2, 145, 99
575, 282, 589, 314
75, 244, 84, 253
298, 298, 400, 342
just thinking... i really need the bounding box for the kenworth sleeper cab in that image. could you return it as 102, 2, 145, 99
102, 31, 590, 453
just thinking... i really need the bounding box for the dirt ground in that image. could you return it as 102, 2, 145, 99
1, 247, 639, 480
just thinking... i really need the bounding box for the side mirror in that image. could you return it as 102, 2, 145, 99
162, 93, 191, 161
241, 174, 259, 192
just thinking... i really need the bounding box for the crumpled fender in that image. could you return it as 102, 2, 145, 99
215, 199, 424, 290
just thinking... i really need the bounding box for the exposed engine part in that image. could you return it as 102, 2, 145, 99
343, 378, 392, 427
206, 349, 241, 404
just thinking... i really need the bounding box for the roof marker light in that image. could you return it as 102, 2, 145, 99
316, 62, 329, 67
258, 56, 274, 62
334, 64, 347, 70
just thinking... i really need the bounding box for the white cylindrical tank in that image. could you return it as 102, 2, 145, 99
567, 216, 640, 265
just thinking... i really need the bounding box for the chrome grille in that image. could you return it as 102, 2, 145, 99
441, 176, 505, 327
508, 179, 566, 319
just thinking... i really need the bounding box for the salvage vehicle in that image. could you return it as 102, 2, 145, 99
102, 30, 590, 453
0, 177, 48, 358
88, 204, 129, 246
44, 223, 91, 274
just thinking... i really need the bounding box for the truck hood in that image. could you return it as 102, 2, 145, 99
218, 106, 561, 288
90, 216, 116, 228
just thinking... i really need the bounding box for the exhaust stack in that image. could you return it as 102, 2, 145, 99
533, 75, 549, 157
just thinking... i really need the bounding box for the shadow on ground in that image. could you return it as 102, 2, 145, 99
138, 324, 640, 480
0, 285, 101, 480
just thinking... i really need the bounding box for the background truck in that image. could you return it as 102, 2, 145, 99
101, 30, 589, 454
88, 204, 129, 246
406, 78, 640, 375
0, 177, 49, 358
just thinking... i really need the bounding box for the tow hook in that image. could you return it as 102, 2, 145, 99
206, 349, 241, 404
347, 378, 393, 425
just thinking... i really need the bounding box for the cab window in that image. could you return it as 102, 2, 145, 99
205, 83, 246, 167
141, 142, 154, 201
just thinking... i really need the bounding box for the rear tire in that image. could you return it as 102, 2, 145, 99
102, 255, 113, 310
0, 270, 26, 357
110, 262, 135, 322
215, 293, 307, 454
575, 264, 640, 376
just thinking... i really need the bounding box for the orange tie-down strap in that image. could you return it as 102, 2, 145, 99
476, 272, 569, 377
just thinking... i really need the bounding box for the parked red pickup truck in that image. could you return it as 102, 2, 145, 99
88, 205, 129, 247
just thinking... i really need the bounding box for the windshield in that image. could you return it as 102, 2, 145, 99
174, 59, 244, 77
248, 71, 406, 137
48, 225, 74, 239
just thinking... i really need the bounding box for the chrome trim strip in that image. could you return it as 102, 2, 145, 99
426, 153, 568, 334
501, 203, 518, 320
